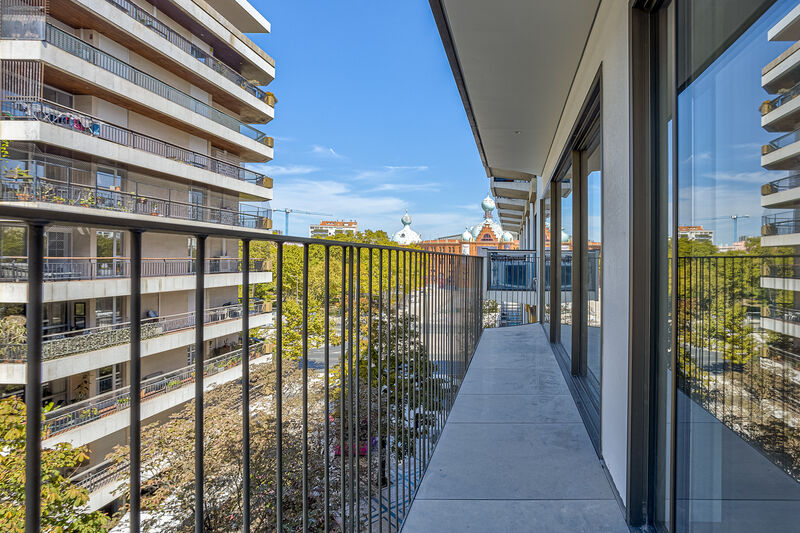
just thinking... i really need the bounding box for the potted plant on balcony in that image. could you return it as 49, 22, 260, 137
79, 193, 95, 208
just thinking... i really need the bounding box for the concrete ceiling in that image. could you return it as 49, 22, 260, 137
432, 0, 600, 178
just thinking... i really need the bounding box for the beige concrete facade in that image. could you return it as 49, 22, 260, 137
0, 0, 275, 498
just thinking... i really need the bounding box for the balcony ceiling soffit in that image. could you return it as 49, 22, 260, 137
439, 0, 600, 177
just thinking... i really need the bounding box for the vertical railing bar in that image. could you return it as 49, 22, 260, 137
276, 243, 284, 531
385, 249, 392, 532
25, 222, 45, 533
355, 247, 361, 530
324, 245, 331, 533
194, 235, 206, 533
401, 250, 408, 520
129, 229, 143, 533
348, 247, 356, 531
302, 243, 310, 532
241, 239, 251, 532
340, 246, 347, 531
378, 249, 384, 533
367, 248, 373, 533
394, 249, 400, 533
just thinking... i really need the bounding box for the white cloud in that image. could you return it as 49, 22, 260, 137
370, 182, 440, 192
352, 165, 428, 181
257, 164, 320, 176
310, 145, 344, 159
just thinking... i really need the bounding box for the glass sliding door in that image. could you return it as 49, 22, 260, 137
542, 191, 552, 333
582, 133, 602, 405
560, 170, 574, 355
675, 0, 800, 530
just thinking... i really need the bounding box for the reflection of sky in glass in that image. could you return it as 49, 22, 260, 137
678, 0, 795, 246
587, 171, 601, 243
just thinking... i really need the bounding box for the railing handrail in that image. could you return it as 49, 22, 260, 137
45, 24, 267, 143
43, 342, 267, 434
0, 98, 271, 186
762, 172, 800, 194
103, 0, 270, 103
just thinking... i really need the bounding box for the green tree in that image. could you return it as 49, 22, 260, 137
0, 397, 109, 533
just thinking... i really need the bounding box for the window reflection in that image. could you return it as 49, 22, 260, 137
677, 0, 800, 529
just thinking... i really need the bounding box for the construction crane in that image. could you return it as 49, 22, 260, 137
272, 208, 332, 236
697, 214, 750, 244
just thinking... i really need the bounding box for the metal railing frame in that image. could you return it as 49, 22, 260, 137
6, 204, 484, 533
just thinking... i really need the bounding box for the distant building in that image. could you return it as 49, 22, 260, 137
391, 212, 423, 245
420, 194, 518, 255
310, 220, 358, 238
678, 226, 715, 243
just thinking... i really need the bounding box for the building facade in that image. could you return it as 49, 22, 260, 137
0, 0, 275, 511
420, 195, 518, 255
309, 219, 358, 238
430, 0, 800, 530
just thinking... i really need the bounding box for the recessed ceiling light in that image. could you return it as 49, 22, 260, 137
514, 130, 521, 134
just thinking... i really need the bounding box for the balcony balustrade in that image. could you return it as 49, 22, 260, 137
0, 256, 267, 282
0, 175, 272, 229
102, 0, 273, 104
761, 172, 800, 195
42, 341, 269, 437
762, 211, 800, 235
0, 98, 271, 186
0, 301, 270, 363
43, 24, 268, 143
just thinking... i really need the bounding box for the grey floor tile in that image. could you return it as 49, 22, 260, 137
403, 499, 628, 533
449, 393, 580, 424
416, 422, 613, 500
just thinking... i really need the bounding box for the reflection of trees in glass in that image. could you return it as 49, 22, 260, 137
676, 236, 800, 480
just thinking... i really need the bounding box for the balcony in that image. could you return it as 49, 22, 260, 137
42, 341, 272, 447
761, 172, 800, 208
403, 326, 627, 531
761, 80, 800, 132
490, 177, 531, 200
35, 24, 271, 151
761, 129, 800, 170
0, 99, 272, 195
761, 211, 800, 246
0, 176, 272, 231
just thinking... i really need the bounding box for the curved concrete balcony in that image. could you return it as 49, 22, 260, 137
0, 99, 272, 197
0, 302, 273, 383
0, 176, 272, 232
51, 0, 274, 124
25, 24, 273, 158
761, 81, 800, 132
0, 256, 272, 303
42, 341, 272, 448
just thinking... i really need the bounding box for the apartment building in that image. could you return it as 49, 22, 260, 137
309, 219, 358, 238
0, 0, 275, 510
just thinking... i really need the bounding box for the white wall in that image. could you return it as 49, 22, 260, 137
537, 0, 630, 505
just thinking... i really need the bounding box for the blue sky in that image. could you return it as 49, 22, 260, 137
245, 1, 488, 238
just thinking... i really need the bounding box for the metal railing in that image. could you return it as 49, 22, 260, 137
103, 0, 272, 104
43, 341, 268, 437
8, 204, 484, 532
0, 176, 272, 229
0, 256, 267, 282
0, 301, 270, 363
44, 24, 268, 143
484, 250, 537, 327
763, 79, 800, 115
761, 212, 800, 235
0, 98, 271, 186
763, 128, 800, 154
761, 172, 800, 195
677, 254, 800, 482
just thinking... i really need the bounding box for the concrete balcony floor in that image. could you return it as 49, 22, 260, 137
404, 325, 627, 532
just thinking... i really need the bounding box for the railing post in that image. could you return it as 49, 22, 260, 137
129, 230, 142, 533
275, 243, 284, 531
25, 222, 45, 533
194, 235, 206, 533
241, 239, 250, 532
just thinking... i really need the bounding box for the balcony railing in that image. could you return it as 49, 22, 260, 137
762, 79, 800, 115
0, 256, 267, 282
761, 212, 800, 235
0, 176, 272, 229
761, 172, 800, 195
763, 128, 800, 155
44, 24, 268, 143
0, 99, 271, 186
0, 301, 270, 363
9, 205, 482, 532
103, 0, 273, 104
484, 250, 537, 328
677, 255, 800, 482
43, 341, 269, 437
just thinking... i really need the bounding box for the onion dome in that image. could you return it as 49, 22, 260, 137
401, 211, 412, 226
391, 211, 422, 245
481, 194, 496, 215
501, 231, 514, 242
561, 230, 570, 243
461, 226, 475, 242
